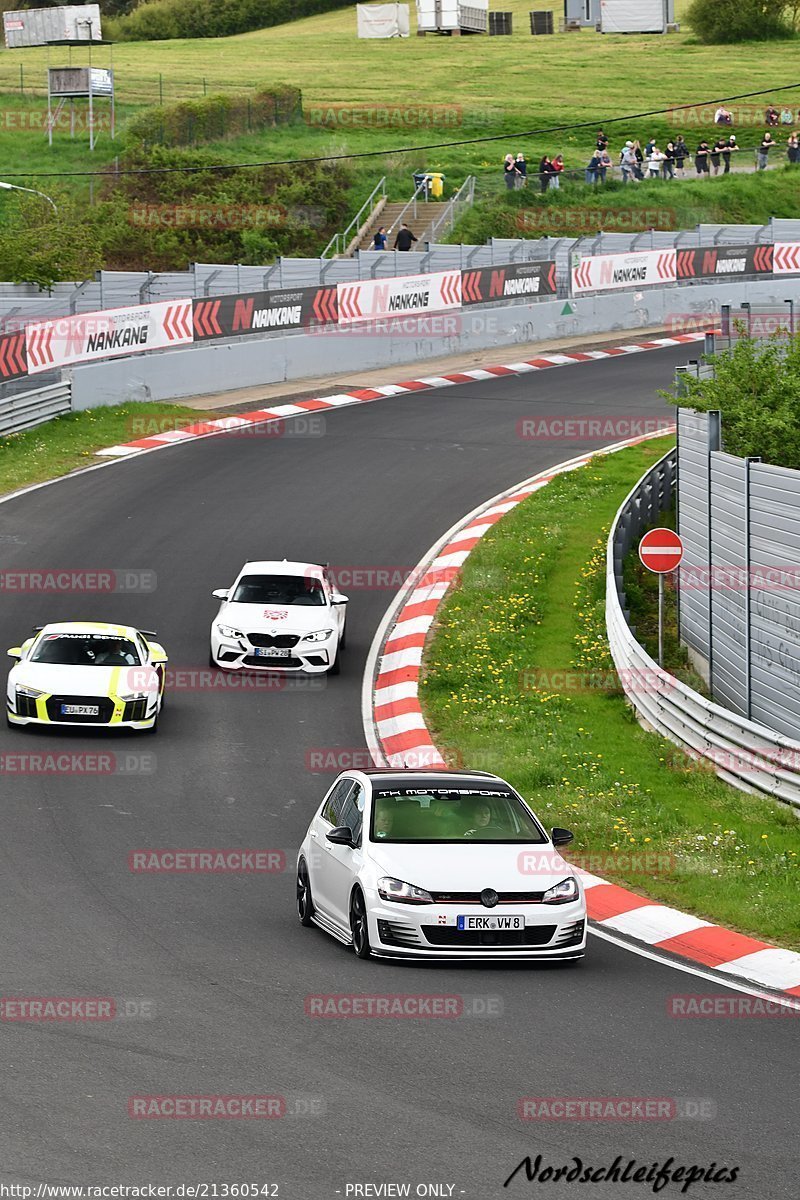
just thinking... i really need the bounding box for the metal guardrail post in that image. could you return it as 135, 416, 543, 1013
706, 410, 722, 693
744, 456, 760, 721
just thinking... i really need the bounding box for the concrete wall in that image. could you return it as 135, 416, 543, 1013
67, 278, 800, 410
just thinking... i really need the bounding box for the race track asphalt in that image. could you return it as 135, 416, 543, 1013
0, 345, 796, 1199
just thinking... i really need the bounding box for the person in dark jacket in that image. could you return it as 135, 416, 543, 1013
372, 226, 387, 250
695, 140, 710, 175
710, 138, 726, 176
758, 132, 776, 170
538, 155, 552, 193
673, 137, 689, 177
721, 135, 739, 173
662, 141, 676, 179
394, 224, 418, 251
503, 153, 518, 190
515, 152, 527, 187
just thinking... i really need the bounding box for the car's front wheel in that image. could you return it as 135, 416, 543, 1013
297, 860, 314, 927
349, 888, 371, 959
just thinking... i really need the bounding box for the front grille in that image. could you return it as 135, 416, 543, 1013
377, 920, 423, 948
242, 654, 303, 669
248, 633, 300, 649
122, 699, 149, 722
421, 925, 557, 949
430, 891, 546, 904
45, 695, 115, 724
15, 693, 38, 718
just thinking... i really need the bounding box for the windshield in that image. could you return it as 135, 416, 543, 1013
370, 787, 547, 844
229, 574, 325, 606
31, 633, 142, 667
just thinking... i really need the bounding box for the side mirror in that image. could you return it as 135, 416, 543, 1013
332, 592, 349, 605
7, 647, 22, 660
212, 589, 229, 600
326, 826, 355, 847
551, 827, 574, 847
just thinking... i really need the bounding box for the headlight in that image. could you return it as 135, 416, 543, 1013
377, 876, 434, 905
217, 624, 244, 640
542, 877, 580, 904
16, 684, 45, 698
302, 629, 334, 643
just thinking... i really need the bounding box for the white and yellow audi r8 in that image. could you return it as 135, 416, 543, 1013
6, 621, 168, 733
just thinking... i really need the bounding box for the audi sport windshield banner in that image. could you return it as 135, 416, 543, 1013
337, 271, 461, 325
572, 250, 676, 295
676, 245, 773, 280
461, 261, 557, 306
25, 300, 193, 376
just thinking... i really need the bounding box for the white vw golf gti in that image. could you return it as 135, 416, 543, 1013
296, 769, 587, 961
210, 560, 348, 674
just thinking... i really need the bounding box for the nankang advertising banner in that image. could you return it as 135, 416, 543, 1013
337, 271, 461, 325
676, 245, 773, 280
461, 261, 557, 306
25, 299, 193, 375
571, 249, 676, 295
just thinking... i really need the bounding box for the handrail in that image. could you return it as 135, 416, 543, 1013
386, 176, 429, 238
606, 448, 800, 808
422, 175, 476, 244
322, 177, 387, 259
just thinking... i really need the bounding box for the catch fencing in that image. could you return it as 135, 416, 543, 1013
607, 448, 800, 808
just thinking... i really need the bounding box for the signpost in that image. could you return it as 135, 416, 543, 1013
638, 528, 684, 665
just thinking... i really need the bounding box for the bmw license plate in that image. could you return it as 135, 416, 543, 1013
254, 647, 291, 658
61, 703, 99, 717
457, 914, 524, 931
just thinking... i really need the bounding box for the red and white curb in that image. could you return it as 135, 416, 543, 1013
363, 434, 800, 1001
94, 332, 706, 458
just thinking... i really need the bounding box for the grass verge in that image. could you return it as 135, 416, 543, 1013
0, 402, 218, 495
421, 437, 800, 949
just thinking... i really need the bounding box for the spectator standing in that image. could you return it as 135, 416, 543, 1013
695, 139, 710, 175
758, 132, 776, 170
662, 141, 676, 179
620, 140, 637, 184
710, 138, 726, 176
550, 154, 564, 189
538, 155, 552, 193
765, 105, 779, 127
787, 132, 799, 164
515, 152, 527, 187
673, 136, 689, 177
721, 135, 739, 174
597, 148, 612, 182
394, 223, 417, 251
372, 225, 387, 250
646, 145, 663, 178
596, 130, 609, 153
645, 136, 656, 157
632, 139, 645, 180
586, 150, 600, 184
503, 153, 518, 190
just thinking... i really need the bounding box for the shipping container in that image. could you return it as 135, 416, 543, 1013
3, 5, 101, 49
416, 0, 488, 33
599, 0, 673, 33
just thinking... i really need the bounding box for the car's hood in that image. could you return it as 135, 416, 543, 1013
367, 842, 573, 892
10, 662, 156, 696
216, 601, 331, 635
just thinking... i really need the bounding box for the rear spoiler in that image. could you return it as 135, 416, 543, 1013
138, 629, 158, 639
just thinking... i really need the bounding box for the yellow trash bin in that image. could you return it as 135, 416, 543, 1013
429, 171, 445, 198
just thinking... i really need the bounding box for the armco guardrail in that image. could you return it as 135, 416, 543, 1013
0, 380, 71, 436
607, 448, 800, 809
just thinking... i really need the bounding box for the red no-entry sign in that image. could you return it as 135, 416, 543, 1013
639, 528, 684, 574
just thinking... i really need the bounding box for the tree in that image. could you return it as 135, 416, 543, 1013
686, 0, 794, 41
0, 192, 102, 289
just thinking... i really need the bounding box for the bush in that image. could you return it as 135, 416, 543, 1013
668, 334, 800, 468
686, 0, 794, 42
106, 0, 353, 41
126, 86, 302, 148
